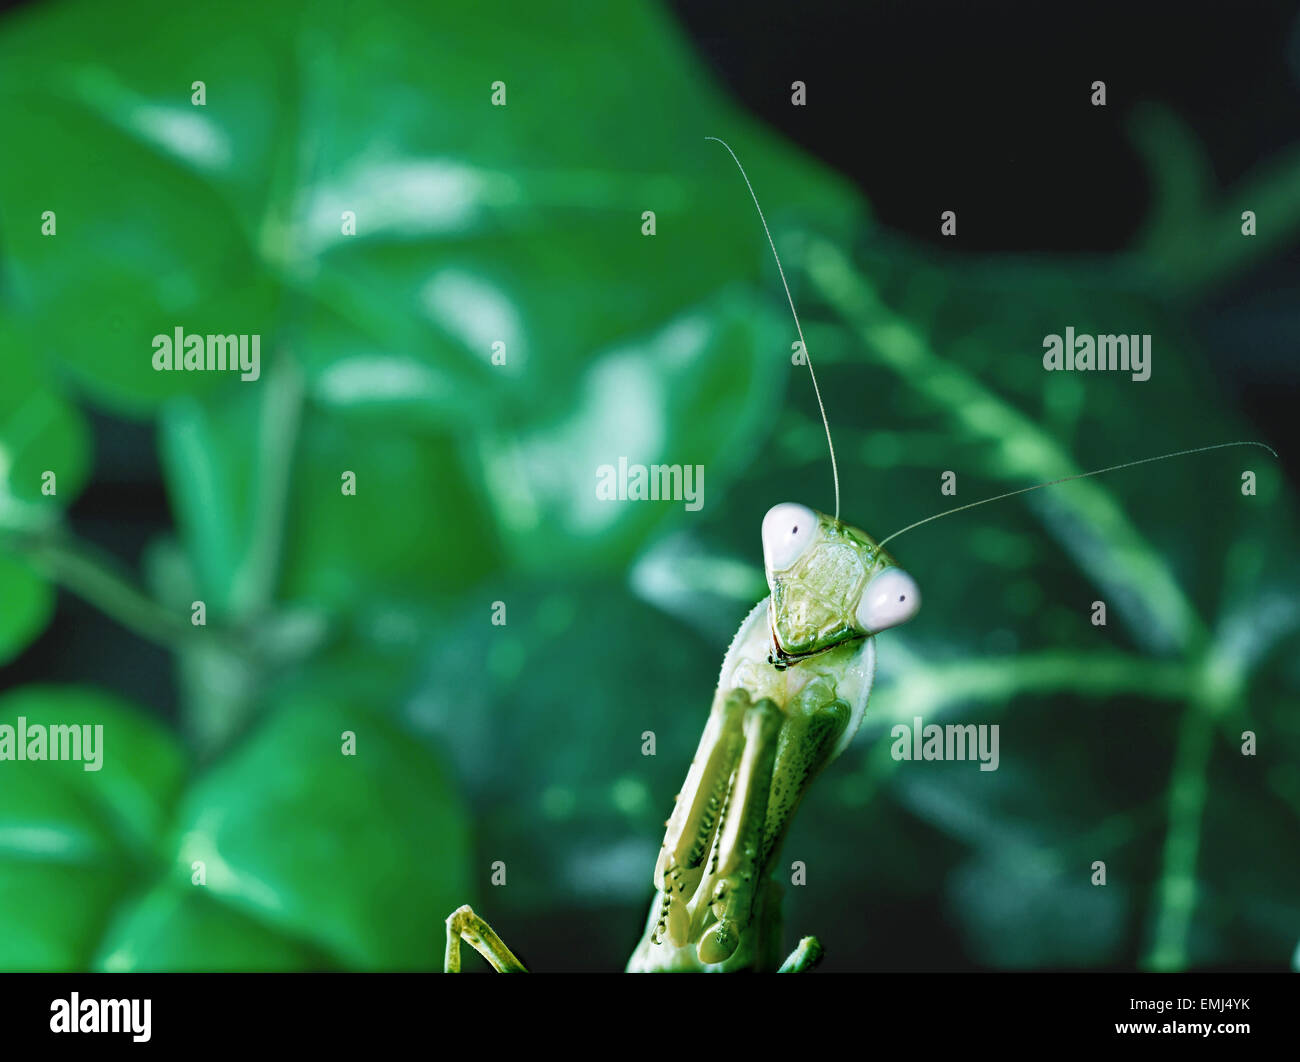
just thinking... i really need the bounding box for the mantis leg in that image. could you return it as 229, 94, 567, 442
652, 688, 750, 946
444, 904, 527, 972
694, 695, 783, 964
640, 677, 847, 969
761, 690, 851, 863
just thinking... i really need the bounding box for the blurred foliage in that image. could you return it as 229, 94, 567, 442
0, 0, 1297, 972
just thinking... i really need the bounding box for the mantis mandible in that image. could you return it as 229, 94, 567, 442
443, 138, 1277, 974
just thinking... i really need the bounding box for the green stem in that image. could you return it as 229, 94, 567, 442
844, 648, 1192, 811
229, 356, 304, 617
1143, 701, 1214, 970
878, 646, 1190, 722
1128, 102, 1300, 295
14, 532, 196, 652
1142, 646, 1248, 970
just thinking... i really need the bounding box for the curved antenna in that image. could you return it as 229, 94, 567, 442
877, 440, 1279, 549
706, 136, 840, 521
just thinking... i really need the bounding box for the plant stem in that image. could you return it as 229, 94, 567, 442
1143, 701, 1214, 970
13, 531, 196, 652
229, 355, 304, 617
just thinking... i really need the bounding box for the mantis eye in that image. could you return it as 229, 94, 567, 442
762, 502, 817, 572
855, 567, 921, 633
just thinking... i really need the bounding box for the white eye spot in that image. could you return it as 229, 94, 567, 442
762, 502, 817, 572
855, 567, 921, 633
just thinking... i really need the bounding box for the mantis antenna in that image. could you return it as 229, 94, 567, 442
877, 440, 1280, 548
707, 136, 841, 522
705, 138, 1279, 545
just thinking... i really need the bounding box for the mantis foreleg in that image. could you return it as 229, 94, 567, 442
444, 905, 527, 973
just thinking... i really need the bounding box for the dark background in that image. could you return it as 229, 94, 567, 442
668, 0, 1300, 438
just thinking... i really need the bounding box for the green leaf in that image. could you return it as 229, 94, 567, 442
0, 360, 91, 509
0, 554, 53, 665
0, 0, 856, 422
0, 309, 93, 657
477, 292, 785, 573
0, 0, 856, 590
95, 880, 334, 972
0, 686, 187, 969
165, 697, 471, 969
159, 382, 499, 617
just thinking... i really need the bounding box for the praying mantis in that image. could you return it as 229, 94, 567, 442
442, 138, 1277, 974
447, 501, 920, 973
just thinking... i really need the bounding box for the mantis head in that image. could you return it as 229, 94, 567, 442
761, 502, 920, 668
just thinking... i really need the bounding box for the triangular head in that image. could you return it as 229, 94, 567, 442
761, 502, 921, 669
